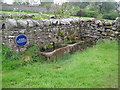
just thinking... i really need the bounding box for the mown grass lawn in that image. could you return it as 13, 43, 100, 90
2, 40, 118, 88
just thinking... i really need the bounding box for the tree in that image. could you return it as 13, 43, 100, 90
100, 1, 117, 13
44, 3, 52, 12
115, 1, 120, 15
22, 2, 30, 5
13, 1, 22, 5
0, 0, 4, 3
69, 2, 89, 9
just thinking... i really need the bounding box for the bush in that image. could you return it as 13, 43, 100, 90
76, 9, 98, 18
102, 12, 119, 20
2, 45, 21, 61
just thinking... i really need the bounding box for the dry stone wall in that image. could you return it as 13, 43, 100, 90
1, 18, 120, 53
1, 4, 47, 13
1, 3, 56, 13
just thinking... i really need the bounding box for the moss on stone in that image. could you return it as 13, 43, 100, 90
58, 31, 65, 37
104, 26, 113, 29
67, 35, 73, 40
41, 45, 54, 52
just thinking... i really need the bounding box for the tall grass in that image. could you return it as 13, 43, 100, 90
2, 40, 118, 88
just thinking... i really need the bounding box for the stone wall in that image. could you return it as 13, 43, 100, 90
1, 4, 47, 12
1, 18, 120, 53
0, 13, 49, 20
1, 3, 56, 13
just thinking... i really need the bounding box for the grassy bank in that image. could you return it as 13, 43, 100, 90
2, 40, 118, 88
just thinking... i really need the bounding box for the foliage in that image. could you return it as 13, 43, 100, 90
69, 2, 89, 9
55, 3, 71, 18
41, 45, 54, 52
2, 45, 21, 61
70, 6, 81, 16
63, 40, 73, 44
41, 2, 53, 6
58, 31, 65, 37
67, 35, 73, 40
23, 44, 42, 62
76, 9, 98, 18
100, 2, 118, 14
2, 40, 118, 88
13, 1, 30, 5
44, 4, 52, 12
2, 44, 44, 71
55, 3, 80, 18
102, 11, 119, 20
72, 1, 119, 20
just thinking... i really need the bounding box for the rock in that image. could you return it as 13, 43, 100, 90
5, 19, 17, 29
61, 19, 70, 25
95, 20, 102, 26
27, 20, 34, 28
17, 20, 28, 29
32, 20, 40, 26
0, 21, 3, 29
50, 19, 58, 25
115, 17, 120, 22
104, 20, 111, 26
42, 19, 51, 26
19, 29, 25, 34
50, 15, 56, 19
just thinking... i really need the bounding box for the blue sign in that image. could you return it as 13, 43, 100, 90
16, 34, 27, 47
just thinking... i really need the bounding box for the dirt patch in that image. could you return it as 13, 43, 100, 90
53, 67, 63, 70
22, 55, 31, 62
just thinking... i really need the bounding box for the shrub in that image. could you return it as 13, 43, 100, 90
85, 10, 98, 18
2, 45, 21, 61
76, 9, 98, 18
102, 12, 119, 20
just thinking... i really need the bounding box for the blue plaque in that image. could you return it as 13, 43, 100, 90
16, 34, 27, 47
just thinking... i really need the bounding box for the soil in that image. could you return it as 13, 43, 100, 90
53, 67, 63, 70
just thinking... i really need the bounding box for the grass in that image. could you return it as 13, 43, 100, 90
1, 10, 114, 22
0, 10, 41, 15
2, 40, 118, 88
0, 10, 52, 20
0, 44, 2, 89
0, 10, 54, 17
70, 16, 114, 22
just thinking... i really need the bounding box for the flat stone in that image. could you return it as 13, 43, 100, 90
27, 20, 34, 28
115, 17, 120, 22
17, 20, 28, 29
5, 19, 17, 29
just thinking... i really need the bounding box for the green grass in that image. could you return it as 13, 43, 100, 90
0, 44, 2, 89
70, 16, 114, 22
0, 10, 41, 15
0, 10, 52, 20
0, 10, 53, 16
2, 40, 118, 88
1, 10, 114, 22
